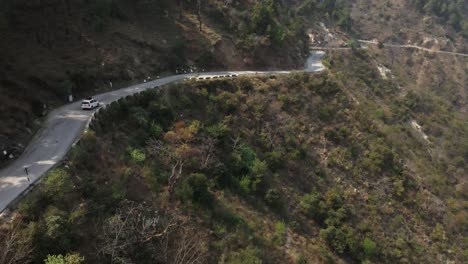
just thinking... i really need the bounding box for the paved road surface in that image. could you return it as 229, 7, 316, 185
0, 53, 325, 213
305, 51, 326, 72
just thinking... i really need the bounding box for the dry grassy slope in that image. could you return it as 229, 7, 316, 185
350, 0, 467, 51
0, 0, 307, 162
349, 0, 467, 112
16, 71, 465, 263
321, 51, 467, 263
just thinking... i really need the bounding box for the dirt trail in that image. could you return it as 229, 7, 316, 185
309, 40, 468, 57
358, 40, 468, 57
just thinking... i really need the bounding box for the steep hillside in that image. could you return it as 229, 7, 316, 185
348, 0, 467, 112
2, 51, 466, 262
351, 0, 467, 50
0, 1, 467, 263
0, 0, 310, 163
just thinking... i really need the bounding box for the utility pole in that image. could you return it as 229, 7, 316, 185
24, 167, 30, 184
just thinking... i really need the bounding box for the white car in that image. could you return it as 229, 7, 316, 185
81, 98, 99, 110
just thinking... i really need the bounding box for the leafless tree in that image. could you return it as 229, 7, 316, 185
99, 201, 208, 264
146, 122, 201, 199
169, 225, 208, 264
0, 220, 32, 264
230, 136, 241, 151
200, 136, 217, 169
147, 139, 189, 198
261, 123, 276, 151
100, 201, 176, 263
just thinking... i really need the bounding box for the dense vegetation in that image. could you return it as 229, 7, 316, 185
297, 0, 352, 30
2, 47, 466, 263
0, 0, 315, 166
411, 0, 468, 37
0, 2, 467, 263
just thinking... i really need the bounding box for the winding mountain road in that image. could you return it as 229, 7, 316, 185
0, 53, 325, 214
308, 40, 468, 58
358, 39, 468, 57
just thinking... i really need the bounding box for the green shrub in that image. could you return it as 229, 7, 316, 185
267, 23, 285, 44
44, 253, 84, 264
347, 39, 359, 50
324, 207, 348, 227
236, 158, 269, 195
43, 169, 74, 201
272, 221, 287, 246
320, 225, 359, 256
18, 192, 43, 220
149, 121, 163, 138
300, 192, 325, 222
129, 148, 146, 164
251, 0, 276, 35
43, 206, 72, 249
318, 245, 335, 264
176, 177, 194, 202
81, 130, 97, 149
359, 138, 401, 175
430, 224, 446, 242
278, 94, 290, 110
296, 254, 308, 264
250, 159, 268, 190
337, 11, 352, 31
177, 173, 213, 206
111, 183, 127, 201
131, 106, 149, 127
188, 173, 212, 205
318, 106, 334, 122
232, 144, 257, 174
148, 101, 174, 127
226, 246, 263, 264
324, 127, 350, 144
71, 131, 97, 166
324, 189, 345, 210
214, 91, 239, 113
213, 206, 244, 227
264, 188, 282, 209
206, 122, 230, 139
240, 145, 257, 167
265, 151, 283, 171
240, 176, 252, 194
362, 238, 377, 258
